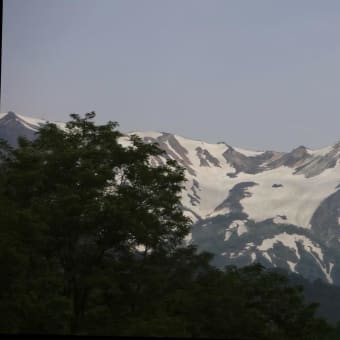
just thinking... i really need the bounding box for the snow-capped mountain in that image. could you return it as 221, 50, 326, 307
2, 111, 340, 284
121, 131, 340, 285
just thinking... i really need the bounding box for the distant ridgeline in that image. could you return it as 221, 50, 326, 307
1, 111, 340, 286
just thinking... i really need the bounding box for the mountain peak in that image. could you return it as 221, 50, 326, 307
6, 111, 18, 119
0, 111, 17, 120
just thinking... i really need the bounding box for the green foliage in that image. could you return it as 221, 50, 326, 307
0, 112, 189, 334
0, 112, 337, 338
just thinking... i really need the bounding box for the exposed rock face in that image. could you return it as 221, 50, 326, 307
310, 189, 340, 247
269, 146, 311, 168
1, 111, 340, 284
294, 144, 340, 177
196, 147, 221, 167
223, 147, 279, 177
272, 184, 283, 188
213, 182, 258, 214
140, 133, 196, 176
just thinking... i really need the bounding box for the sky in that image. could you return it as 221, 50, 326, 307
2, 0, 340, 151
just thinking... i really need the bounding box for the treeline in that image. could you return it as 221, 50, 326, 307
0, 112, 338, 339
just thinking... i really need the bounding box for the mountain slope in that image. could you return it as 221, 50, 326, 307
1, 111, 340, 284
121, 131, 340, 284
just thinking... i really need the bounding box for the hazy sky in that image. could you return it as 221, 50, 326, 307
2, 0, 340, 151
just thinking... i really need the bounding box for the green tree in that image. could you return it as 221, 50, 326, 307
0, 112, 190, 334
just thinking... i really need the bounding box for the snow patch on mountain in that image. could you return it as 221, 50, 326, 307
256, 232, 333, 283
208, 207, 230, 218
287, 261, 297, 272
233, 146, 265, 157
237, 164, 340, 229
224, 220, 247, 241
257, 232, 323, 261
169, 134, 235, 218
129, 131, 163, 140
273, 215, 288, 224
16, 113, 47, 130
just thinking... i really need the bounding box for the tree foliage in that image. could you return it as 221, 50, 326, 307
0, 112, 336, 338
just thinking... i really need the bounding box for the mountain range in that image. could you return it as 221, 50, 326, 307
1, 111, 340, 285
